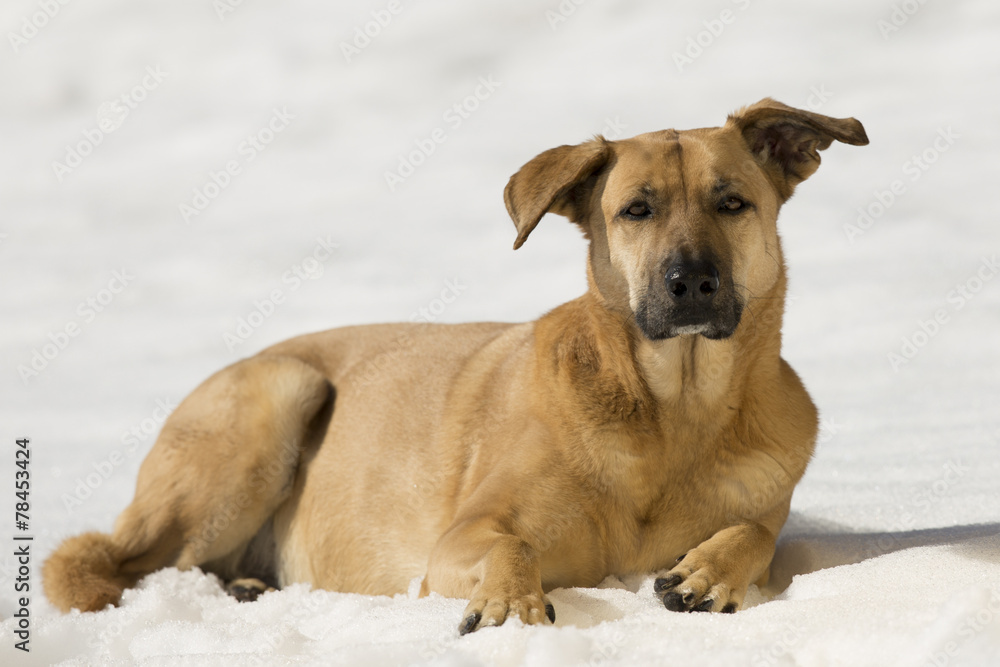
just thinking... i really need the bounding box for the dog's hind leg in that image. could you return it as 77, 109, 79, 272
43, 354, 331, 612
226, 578, 276, 603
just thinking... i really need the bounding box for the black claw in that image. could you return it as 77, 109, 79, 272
662, 592, 686, 612
545, 603, 556, 624
228, 585, 260, 603
654, 574, 682, 594
692, 598, 714, 612
459, 612, 481, 636
721, 603, 737, 614
681, 591, 695, 605
675, 552, 688, 563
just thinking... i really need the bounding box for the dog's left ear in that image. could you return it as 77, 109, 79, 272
504, 138, 610, 249
728, 98, 869, 198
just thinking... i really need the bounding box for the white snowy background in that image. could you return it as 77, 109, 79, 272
1, 0, 999, 665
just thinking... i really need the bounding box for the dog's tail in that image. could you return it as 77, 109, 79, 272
43, 354, 332, 614
43, 532, 139, 612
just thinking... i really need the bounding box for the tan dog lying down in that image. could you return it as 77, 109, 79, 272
44, 98, 867, 633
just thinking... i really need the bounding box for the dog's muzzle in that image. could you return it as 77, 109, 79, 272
635, 256, 743, 340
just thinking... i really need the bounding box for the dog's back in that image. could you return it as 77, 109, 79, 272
43, 320, 528, 609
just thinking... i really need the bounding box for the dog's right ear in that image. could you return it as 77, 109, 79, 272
504, 138, 610, 249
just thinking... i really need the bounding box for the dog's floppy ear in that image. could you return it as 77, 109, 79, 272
727, 98, 868, 198
504, 138, 610, 249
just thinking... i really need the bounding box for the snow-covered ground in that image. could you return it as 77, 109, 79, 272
2, 0, 999, 664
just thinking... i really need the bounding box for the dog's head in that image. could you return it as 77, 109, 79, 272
505, 98, 867, 341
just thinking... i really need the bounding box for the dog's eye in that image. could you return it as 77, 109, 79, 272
719, 197, 747, 213
622, 202, 652, 219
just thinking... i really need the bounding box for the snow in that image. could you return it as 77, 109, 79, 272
1, 0, 999, 664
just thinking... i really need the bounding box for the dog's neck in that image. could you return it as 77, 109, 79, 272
535, 276, 787, 431
533, 282, 789, 512
641, 284, 786, 407
635, 336, 738, 407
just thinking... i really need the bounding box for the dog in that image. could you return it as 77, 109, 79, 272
44, 98, 867, 634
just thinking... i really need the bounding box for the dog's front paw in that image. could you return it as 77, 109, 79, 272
653, 553, 743, 614
459, 590, 555, 635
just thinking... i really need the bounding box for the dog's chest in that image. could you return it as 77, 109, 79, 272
630, 441, 791, 548
649, 406, 797, 514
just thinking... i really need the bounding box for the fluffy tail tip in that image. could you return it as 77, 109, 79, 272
43, 531, 132, 613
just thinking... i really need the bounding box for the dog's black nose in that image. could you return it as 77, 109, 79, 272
666, 260, 720, 303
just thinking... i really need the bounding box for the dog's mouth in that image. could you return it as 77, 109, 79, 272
634, 295, 744, 341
